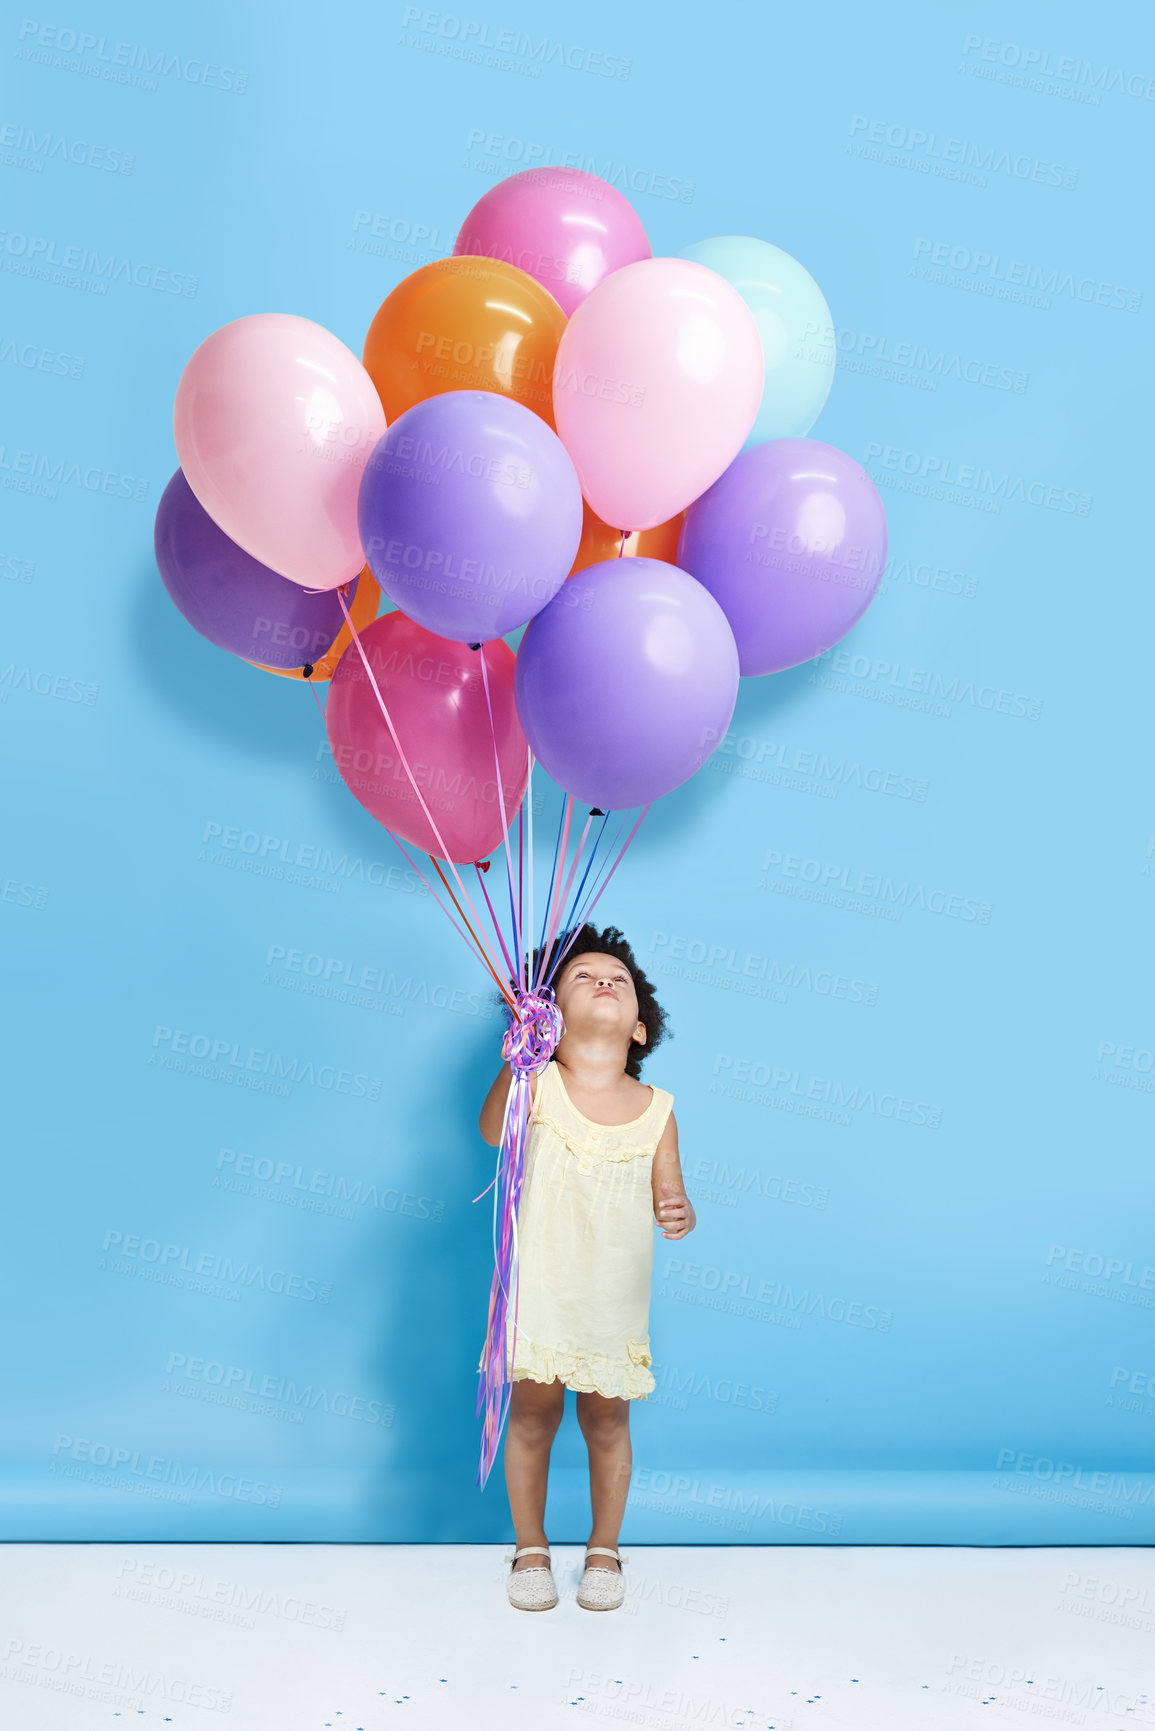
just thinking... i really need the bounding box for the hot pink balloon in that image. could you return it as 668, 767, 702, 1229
174, 313, 387, 592
325, 612, 528, 864
552, 258, 763, 532
454, 167, 651, 318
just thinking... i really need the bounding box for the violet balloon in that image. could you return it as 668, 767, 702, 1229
454, 166, 652, 318
677, 439, 888, 676
515, 558, 740, 809
358, 391, 583, 644
155, 469, 360, 669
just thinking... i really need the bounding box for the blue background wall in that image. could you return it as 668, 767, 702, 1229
3, 0, 1153, 1543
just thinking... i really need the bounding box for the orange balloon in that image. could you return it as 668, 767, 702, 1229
568, 501, 685, 575
247, 567, 381, 682
362, 257, 566, 429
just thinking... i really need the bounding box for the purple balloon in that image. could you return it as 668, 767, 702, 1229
155, 469, 358, 669
677, 439, 888, 676
515, 558, 740, 809
357, 391, 583, 644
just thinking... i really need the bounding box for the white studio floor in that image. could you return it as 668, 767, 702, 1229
0, 1543, 1152, 1731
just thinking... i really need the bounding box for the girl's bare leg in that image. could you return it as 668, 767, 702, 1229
575, 1388, 631, 1568
504, 1375, 566, 1571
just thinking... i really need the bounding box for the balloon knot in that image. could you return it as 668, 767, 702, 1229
475, 858, 491, 873
501, 987, 564, 1074
302, 663, 315, 679
468, 642, 481, 651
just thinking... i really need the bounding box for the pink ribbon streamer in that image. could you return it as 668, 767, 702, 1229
332, 591, 511, 998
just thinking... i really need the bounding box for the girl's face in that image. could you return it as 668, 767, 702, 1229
554, 951, 645, 1050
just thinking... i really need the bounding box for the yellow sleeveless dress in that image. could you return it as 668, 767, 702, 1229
485, 1058, 675, 1401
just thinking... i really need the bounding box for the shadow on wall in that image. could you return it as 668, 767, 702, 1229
130, 554, 329, 766
357, 1017, 530, 1541
639, 658, 814, 857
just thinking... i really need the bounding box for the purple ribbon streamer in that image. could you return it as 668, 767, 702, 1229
474, 985, 564, 1489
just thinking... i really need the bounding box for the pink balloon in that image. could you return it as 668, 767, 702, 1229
325, 612, 528, 864
552, 258, 764, 532
454, 167, 651, 318
174, 314, 387, 592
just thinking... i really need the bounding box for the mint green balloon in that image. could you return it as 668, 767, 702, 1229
677, 235, 834, 445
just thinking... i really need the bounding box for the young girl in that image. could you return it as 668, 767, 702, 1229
478, 922, 696, 1612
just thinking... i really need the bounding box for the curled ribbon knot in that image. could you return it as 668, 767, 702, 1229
501, 988, 565, 1074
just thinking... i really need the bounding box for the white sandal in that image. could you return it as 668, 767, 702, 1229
577, 1546, 629, 1611
505, 1545, 559, 1611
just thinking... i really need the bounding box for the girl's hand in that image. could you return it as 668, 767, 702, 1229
656, 1178, 696, 1240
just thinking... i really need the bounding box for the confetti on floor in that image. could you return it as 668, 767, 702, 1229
0, 1542, 1150, 1730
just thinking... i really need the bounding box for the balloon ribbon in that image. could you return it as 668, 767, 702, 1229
314, 595, 651, 1488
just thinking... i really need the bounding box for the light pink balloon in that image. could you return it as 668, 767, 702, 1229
174, 313, 387, 592
454, 166, 651, 318
552, 258, 764, 532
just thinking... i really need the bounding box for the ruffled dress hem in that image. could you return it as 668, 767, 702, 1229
508, 1336, 656, 1401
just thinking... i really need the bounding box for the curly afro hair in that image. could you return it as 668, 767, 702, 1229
493, 921, 670, 1079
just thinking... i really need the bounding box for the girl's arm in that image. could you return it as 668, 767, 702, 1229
478, 1064, 540, 1146
652, 1110, 696, 1240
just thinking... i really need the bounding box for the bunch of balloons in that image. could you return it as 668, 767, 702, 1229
157, 167, 887, 864
157, 168, 891, 1492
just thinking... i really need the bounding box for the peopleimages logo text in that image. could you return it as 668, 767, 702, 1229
52, 1432, 278, 1508
16, 20, 248, 91
712, 1054, 942, 1129
995, 1448, 1155, 1506
0, 120, 134, 173
813, 647, 1043, 721
911, 237, 1141, 312
849, 115, 1078, 188
960, 35, 1155, 101
761, 848, 992, 924
0, 442, 147, 499
403, 9, 631, 77
0, 229, 197, 296
100, 1230, 331, 1305
864, 441, 1091, 514
150, 1025, 382, 1100
463, 130, 693, 204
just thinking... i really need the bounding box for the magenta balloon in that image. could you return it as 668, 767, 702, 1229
454, 167, 651, 318
325, 612, 527, 863
515, 558, 740, 809
677, 439, 888, 676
